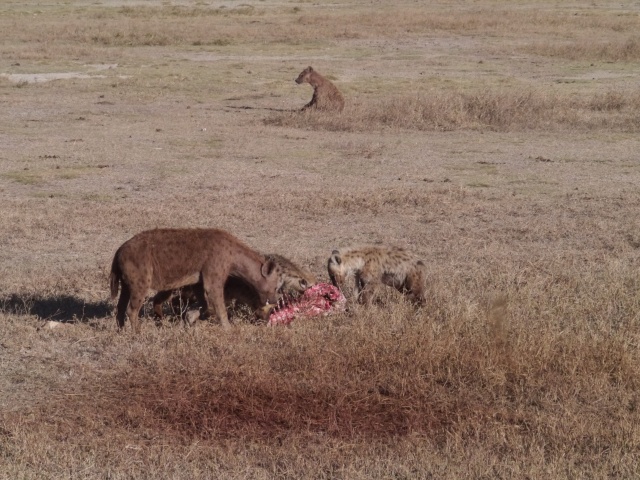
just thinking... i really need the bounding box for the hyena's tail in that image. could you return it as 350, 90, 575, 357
109, 251, 122, 301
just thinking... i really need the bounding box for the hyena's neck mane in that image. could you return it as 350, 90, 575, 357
341, 253, 366, 274
307, 72, 326, 88
228, 244, 268, 285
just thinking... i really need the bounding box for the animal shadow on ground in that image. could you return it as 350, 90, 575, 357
1, 293, 113, 323
0, 292, 249, 328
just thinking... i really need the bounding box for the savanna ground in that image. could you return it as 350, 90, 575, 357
1, 0, 639, 478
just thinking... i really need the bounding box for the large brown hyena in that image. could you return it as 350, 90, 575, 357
295, 66, 345, 112
327, 246, 426, 305
109, 228, 282, 332
152, 253, 317, 322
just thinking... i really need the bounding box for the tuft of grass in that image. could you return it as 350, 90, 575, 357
525, 36, 640, 62
3, 170, 44, 185
266, 88, 640, 132
114, 5, 255, 18
3, 166, 99, 185
3, 261, 638, 477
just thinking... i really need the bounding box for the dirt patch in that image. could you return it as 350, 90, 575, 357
1, 64, 120, 83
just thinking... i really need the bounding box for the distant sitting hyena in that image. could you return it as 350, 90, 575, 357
109, 228, 282, 333
152, 253, 317, 321
295, 66, 345, 112
327, 246, 426, 305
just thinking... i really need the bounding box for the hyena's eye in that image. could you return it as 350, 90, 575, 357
299, 279, 308, 289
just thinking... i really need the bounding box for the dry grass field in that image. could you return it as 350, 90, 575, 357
1, 0, 640, 478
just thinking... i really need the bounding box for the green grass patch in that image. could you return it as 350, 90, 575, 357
3, 165, 104, 185
4, 170, 44, 185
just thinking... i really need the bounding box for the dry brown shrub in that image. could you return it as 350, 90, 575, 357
295, 187, 434, 216
9, 257, 637, 465
525, 36, 640, 62
2, 202, 640, 476
5, 5, 639, 51
266, 88, 640, 132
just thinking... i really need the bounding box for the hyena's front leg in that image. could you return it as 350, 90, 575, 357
358, 282, 383, 305
357, 268, 388, 305
202, 278, 231, 329
302, 91, 318, 110
355, 273, 381, 305
404, 264, 427, 305
352, 272, 364, 302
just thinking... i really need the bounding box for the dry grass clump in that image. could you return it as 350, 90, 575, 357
2, 257, 638, 477
525, 36, 640, 62
0, 5, 261, 49
266, 88, 640, 132
295, 8, 640, 40
114, 5, 258, 18
3, 4, 639, 52
296, 187, 434, 216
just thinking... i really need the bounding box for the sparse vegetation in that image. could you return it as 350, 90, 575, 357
524, 37, 640, 62
1, 1, 639, 478
267, 88, 640, 132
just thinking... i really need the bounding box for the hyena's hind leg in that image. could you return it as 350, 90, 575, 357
126, 289, 147, 334
124, 273, 152, 333
115, 283, 131, 329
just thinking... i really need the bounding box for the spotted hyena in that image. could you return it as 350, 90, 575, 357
109, 228, 282, 332
327, 246, 426, 305
152, 253, 317, 321
295, 66, 345, 112
268, 253, 317, 296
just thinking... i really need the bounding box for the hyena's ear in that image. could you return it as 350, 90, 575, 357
261, 258, 277, 277
329, 250, 341, 265
307, 66, 313, 72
